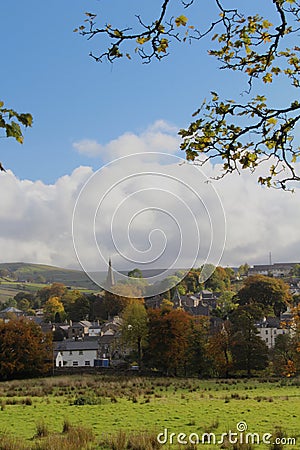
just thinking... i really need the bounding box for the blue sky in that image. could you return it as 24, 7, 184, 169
0, 1, 299, 271
0, 0, 241, 182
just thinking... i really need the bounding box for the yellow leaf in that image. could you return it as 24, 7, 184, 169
114, 29, 122, 38
175, 15, 188, 27
263, 73, 273, 83
136, 36, 150, 45
267, 117, 277, 126
262, 20, 273, 29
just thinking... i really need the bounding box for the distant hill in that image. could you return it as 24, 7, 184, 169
0, 263, 187, 301
0, 262, 100, 290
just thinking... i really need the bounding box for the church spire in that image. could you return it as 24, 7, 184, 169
106, 257, 115, 288
172, 287, 182, 308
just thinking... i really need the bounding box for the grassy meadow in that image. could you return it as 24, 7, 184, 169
0, 374, 299, 449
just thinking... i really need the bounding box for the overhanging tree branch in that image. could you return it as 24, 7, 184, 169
76, 0, 300, 190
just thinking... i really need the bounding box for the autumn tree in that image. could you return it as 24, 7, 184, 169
0, 318, 52, 380
37, 283, 67, 305
145, 308, 192, 375
237, 274, 291, 316
208, 321, 234, 378
271, 333, 298, 377
121, 301, 148, 368
76, 1, 300, 190
43, 296, 65, 322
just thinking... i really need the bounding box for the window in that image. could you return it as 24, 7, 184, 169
69, 351, 72, 355
266, 338, 268, 343
79, 350, 83, 355
265, 330, 268, 335
85, 361, 90, 366
73, 361, 78, 366
60, 351, 63, 356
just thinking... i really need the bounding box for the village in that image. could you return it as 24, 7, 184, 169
0, 260, 299, 378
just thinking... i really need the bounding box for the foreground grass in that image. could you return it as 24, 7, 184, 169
0, 374, 299, 449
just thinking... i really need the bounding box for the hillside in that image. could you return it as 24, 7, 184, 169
0, 262, 100, 291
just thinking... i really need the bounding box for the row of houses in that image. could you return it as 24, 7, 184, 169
248, 262, 300, 278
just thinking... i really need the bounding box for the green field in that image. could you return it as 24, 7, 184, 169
0, 374, 299, 449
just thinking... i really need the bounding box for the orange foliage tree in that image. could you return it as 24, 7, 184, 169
0, 318, 52, 380
145, 308, 192, 376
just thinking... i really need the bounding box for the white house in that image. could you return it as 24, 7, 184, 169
54, 340, 99, 367
256, 317, 290, 349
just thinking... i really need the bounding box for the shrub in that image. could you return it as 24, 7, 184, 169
35, 420, 50, 438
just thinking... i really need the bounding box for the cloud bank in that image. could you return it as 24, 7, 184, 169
0, 122, 299, 272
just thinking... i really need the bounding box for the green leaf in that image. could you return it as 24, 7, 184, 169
6, 121, 23, 143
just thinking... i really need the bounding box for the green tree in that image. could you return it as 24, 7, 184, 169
103, 285, 144, 319
121, 302, 148, 368
66, 295, 90, 322
205, 266, 231, 292
237, 263, 250, 278
179, 269, 202, 294
185, 316, 210, 377
14, 291, 36, 310
291, 264, 300, 277
76, 1, 300, 190
127, 268, 143, 278
213, 290, 238, 319
230, 304, 269, 376
237, 274, 291, 316
0, 318, 52, 380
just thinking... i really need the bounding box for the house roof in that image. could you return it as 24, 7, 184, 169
54, 340, 99, 352
99, 334, 116, 344
256, 317, 281, 328
0, 306, 23, 314
69, 323, 84, 329
79, 320, 92, 328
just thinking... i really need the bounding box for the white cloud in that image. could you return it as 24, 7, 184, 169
0, 123, 299, 274
72, 120, 180, 161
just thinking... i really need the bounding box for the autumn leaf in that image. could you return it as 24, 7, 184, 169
175, 15, 188, 27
